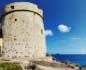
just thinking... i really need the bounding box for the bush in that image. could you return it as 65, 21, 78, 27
52, 57, 56, 61
46, 53, 51, 57
29, 64, 36, 70
0, 63, 23, 70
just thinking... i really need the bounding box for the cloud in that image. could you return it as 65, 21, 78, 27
45, 30, 53, 36
71, 37, 81, 40
58, 24, 71, 33
71, 37, 86, 41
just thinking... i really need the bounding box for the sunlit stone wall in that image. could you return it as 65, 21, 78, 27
2, 2, 46, 60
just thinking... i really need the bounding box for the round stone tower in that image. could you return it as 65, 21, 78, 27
1, 2, 46, 60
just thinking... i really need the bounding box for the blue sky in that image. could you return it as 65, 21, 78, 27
0, 0, 86, 54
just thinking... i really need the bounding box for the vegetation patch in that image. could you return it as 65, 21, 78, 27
0, 63, 23, 70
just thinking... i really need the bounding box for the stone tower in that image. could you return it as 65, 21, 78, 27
1, 2, 46, 60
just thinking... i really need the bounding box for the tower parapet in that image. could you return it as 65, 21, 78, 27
4, 2, 43, 17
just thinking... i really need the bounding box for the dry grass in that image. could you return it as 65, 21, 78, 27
32, 61, 66, 68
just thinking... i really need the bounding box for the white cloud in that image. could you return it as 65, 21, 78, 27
45, 30, 53, 36
58, 24, 71, 33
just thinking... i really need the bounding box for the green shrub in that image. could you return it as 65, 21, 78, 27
29, 64, 36, 70
0, 63, 23, 70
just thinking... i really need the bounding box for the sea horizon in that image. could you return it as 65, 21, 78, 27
52, 54, 86, 66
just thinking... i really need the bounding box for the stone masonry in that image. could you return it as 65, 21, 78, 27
1, 2, 46, 60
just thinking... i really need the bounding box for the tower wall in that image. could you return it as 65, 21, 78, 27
2, 2, 46, 60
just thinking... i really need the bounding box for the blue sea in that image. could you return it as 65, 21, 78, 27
52, 54, 86, 66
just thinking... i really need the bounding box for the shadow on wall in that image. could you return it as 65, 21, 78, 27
0, 28, 2, 38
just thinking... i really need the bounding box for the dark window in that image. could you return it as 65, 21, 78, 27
15, 18, 17, 21
10, 5, 14, 9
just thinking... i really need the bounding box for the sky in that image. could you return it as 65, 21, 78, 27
0, 0, 86, 54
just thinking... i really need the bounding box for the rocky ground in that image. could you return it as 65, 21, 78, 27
0, 57, 86, 70
31, 61, 80, 70
81, 66, 86, 70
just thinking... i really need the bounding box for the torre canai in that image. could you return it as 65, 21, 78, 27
1, 2, 46, 60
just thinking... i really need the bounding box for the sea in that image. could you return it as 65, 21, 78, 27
52, 54, 86, 66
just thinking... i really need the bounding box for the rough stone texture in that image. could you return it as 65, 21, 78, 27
2, 2, 46, 60
0, 38, 2, 56
0, 38, 2, 47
